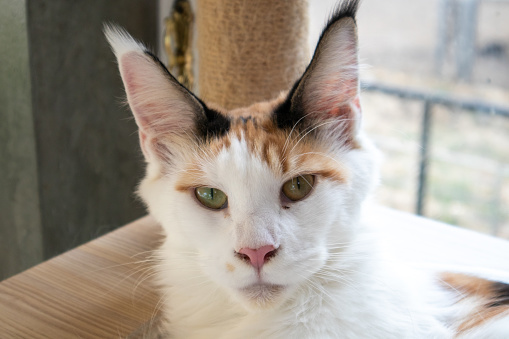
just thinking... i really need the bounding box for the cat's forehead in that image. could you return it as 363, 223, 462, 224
208, 94, 293, 172
174, 95, 346, 192
219, 92, 287, 127
200, 95, 286, 169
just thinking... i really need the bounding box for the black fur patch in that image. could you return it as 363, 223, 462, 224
320, 0, 360, 43
144, 51, 230, 139
272, 0, 360, 131
488, 281, 509, 307
273, 80, 305, 131
197, 103, 231, 139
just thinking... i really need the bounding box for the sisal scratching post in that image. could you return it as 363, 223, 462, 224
196, 0, 309, 109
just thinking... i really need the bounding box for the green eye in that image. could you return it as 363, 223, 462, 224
195, 187, 228, 210
282, 175, 315, 201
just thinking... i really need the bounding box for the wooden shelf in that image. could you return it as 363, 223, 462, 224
0, 216, 162, 338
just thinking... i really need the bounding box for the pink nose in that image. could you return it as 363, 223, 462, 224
237, 245, 278, 269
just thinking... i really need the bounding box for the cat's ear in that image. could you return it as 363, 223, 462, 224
104, 25, 229, 163
276, 2, 361, 146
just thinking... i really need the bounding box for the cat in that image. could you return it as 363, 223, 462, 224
106, 0, 509, 337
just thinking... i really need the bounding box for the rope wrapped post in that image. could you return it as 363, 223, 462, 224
196, 0, 309, 109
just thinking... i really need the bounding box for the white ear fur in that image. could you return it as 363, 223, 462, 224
104, 25, 203, 161
104, 25, 147, 59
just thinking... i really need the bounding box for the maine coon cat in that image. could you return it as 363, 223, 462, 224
106, 1, 509, 337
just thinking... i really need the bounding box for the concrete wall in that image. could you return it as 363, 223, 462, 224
0, 0, 158, 279
0, 0, 43, 280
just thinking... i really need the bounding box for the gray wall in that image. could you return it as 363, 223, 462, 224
1, 0, 158, 279
0, 0, 43, 280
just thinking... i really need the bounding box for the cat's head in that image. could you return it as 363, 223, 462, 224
106, 1, 377, 309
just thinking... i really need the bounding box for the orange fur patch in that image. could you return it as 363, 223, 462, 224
440, 272, 509, 335
175, 96, 349, 192
226, 263, 235, 272
174, 162, 207, 192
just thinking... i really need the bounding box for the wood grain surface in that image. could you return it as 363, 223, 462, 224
0, 216, 163, 338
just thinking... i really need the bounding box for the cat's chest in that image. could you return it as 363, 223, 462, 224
217, 301, 400, 339
168, 278, 435, 339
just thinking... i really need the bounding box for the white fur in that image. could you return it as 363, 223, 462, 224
138, 131, 454, 338
104, 25, 147, 58
106, 16, 507, 339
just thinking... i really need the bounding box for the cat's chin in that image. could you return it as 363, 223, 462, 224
236, 283, 288, 310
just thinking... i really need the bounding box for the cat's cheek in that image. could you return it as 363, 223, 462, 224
172, 209, 241, 285
278, 183, 347, 278
183, 210, 230, 250
200, 259, 258, 298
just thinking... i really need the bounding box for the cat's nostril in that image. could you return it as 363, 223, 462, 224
264, 247, 278, 262
236, 252, 250, 263
236, 245, 278, 269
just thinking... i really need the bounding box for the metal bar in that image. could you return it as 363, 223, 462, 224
362, 81, 509, 117
416, 101, 433, 216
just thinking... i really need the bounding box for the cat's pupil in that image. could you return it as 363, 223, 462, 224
195, 187, 228, 210
282, 175, 314, 202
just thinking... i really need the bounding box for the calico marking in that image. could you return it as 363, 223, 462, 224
174, 97, 348, 194
489, 281, 509, 307
441, 272, 509, 335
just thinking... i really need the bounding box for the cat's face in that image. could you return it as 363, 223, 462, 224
106, 6, 376, 309
140, 99, 375, 308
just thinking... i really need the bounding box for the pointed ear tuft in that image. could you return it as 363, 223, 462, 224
275, 0, 362, 146
104, 24, 148, 58
105, 24, 202, 136
105, 25, 230, 163
297, 16, 359, 117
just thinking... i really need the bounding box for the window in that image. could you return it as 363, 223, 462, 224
311, 0, 509, 239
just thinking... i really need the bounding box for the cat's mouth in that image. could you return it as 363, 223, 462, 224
239, 283, 286, 307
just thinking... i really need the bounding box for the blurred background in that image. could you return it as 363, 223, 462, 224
348, 0, 509, 240
1, 0, 508, 280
